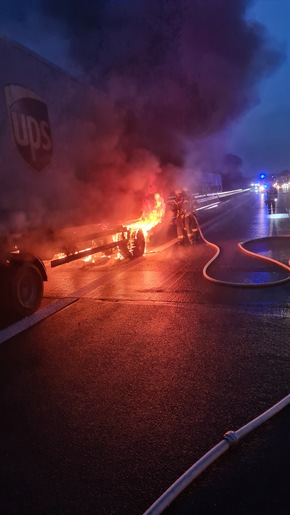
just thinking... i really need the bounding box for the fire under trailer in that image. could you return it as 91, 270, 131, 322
0, 37, 145, 319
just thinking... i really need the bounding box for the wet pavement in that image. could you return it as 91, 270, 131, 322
146, 189, 290, 515
195, 188, 290, 285
164, 405, 290, 515
0, 189, 289, 515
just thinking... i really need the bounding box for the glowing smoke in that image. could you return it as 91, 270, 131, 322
1, 0, 285, 222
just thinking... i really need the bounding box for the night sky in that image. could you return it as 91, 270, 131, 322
1, 0, 288, 188
229, 0, 290, 178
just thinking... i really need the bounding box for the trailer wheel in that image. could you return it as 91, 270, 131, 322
7, 263, 44, 318
131, 229, 145, 257
119, 229, 145, 259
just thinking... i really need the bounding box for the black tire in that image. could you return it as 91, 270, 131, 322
118, 239, 132, 259
6, 263, 44, 318
131, 229, 145, 257
118, 229, 145, 259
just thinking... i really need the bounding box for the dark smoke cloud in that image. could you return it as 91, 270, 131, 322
40, 1, 283, 126
1, 0, 285, 221
43, 1, 284, 166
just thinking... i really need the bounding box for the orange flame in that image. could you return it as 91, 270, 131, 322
53, 193, 165, 264
127, 192, 166, 239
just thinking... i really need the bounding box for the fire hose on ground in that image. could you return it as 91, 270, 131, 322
196, 215, 290, 287
143, 394, 290, 515
143, 218, 290, 515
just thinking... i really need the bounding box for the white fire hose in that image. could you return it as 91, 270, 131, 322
197, 218, 290, 287
143, 394, 290, 515
143, 218, 290, 515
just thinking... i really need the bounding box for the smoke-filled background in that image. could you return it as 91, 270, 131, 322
0, 0, 286, 223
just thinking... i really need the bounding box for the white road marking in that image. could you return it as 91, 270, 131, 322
0, 298, 77, 344
0, 241, 178, 344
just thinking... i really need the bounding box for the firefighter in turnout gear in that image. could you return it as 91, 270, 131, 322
172, 188, 199, 244
266, 184, 278, 214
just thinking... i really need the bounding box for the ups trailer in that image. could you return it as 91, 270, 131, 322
0, 37, 145, 319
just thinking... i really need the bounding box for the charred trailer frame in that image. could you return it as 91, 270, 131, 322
0, 225, 145, 319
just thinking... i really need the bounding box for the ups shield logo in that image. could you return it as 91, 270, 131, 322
5, 85, 52, 171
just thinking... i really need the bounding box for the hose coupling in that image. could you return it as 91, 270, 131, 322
223, 430, 239, 445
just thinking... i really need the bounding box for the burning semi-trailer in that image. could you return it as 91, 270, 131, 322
0, 37, 154, 319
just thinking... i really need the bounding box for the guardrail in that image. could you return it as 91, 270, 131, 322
167, 188, 250, 212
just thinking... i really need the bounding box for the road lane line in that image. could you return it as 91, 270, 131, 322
0, 243, 179, 344
0, 257, 147, 344
0, 298, 77, 345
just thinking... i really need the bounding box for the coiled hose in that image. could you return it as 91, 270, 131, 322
143, 216, 290, 515
196, 216, 290, 286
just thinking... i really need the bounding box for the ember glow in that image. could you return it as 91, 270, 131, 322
82, 192, 165, 261
51, 193, 165, 265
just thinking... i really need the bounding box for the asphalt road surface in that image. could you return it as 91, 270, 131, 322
0, 190, 289, 515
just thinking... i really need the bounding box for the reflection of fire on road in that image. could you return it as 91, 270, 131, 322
83, 192, 165, 263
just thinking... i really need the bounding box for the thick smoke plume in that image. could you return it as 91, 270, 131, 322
1, 0, 284, 222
